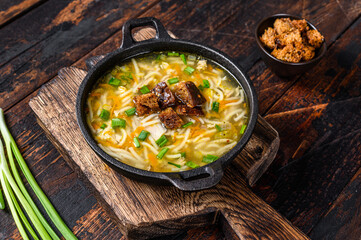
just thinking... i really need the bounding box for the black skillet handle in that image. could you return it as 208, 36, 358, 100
121, 17, 171, 49
164, 163, 224, 191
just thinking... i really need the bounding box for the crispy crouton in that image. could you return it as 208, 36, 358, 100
274, 18, 294, 34
271, 44, 302, 63
159, 107, 183, 129
291, 19, 309, 32
307, 29, 324, 48
175, 81, 206, 108
133, 93, 160, 116
260, 27, 276, 49
175, 105, 204, 116
152, 82, 176, 109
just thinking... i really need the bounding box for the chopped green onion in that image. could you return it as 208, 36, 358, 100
215, 124, 222, 132
212, 102, 219, 113
138, 130, 150, 141
99, 109, 110, 121
186, 161, 199, 169
180, 54, 187, 65
168, 162, 181, 168
240, 124, 247, 135
182, 122, 193, 128
125, 107, 136, 116
155, 135, 168, 147
184, 66, 195, 75
156, 55, 161, 60
203, 79, 210, 88
100, 123, 107, 130
180, 152, 186, 158
157, 148, 169, 159
133, 137, 140, 148
108, 77, 121, 87
168, 52, 179, 56
111, 118, 126, 128
168, 77, 179, 85
125, 72, 133, 79
202, 154, 219, 163
198, 84, 205, 91
139, 86, 150, 94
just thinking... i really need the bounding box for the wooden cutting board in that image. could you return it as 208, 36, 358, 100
29, 27, 309, 239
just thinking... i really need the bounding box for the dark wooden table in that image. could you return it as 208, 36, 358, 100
0, 0, 360, 239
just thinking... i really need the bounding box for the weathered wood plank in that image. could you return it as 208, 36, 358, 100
309, 167, 361, 240
255, 96, 361, 233
1, 0, 360, 114
0, 0, 45, 26
0, 0, 160, 110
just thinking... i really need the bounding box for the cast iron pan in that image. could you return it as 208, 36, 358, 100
76, 17, 258, 191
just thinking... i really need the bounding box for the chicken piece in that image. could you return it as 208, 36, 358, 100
175, 81, 206, 108
175, 105, 204, 116
271, 44, 302, 63
152, 82, 176, 109
274, 18, 294, 34
260, 27, 276, 49
159, 107, 183, 129
133, 93, 160, 116
275, 30, 303, 48
196, 60, 207, 71
291, 19, 309, 32
307, 29, 324, 48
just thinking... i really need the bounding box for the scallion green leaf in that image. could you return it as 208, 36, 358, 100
139, 86, 150, 94
133, 137, 140, 148
215, 124, 222, 132
202, 154, 219, 163
155, 135, 168, 147
99, 109, 110, 121
180, 54, 187, 65
138, 130, 150, 141
125, 107, 136, 116
203, 79, 210, 88
108, 77, 121, 87
184, 66, 195, 75
186, 161, 199, 169
112, 118, 126, 128
168, 78, 179, 85
168, 162, 181, 168
168, 52, 179, 56
198, 84, 204, 91
212, 102, 219, 113
100, 123, 107, 130
182, 122, 193, 128
240, 124, 247, 135
157, 148, 169, 159
180, 152, 186, 158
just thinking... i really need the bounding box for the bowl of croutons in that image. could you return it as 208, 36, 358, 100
255, 14, 326, 77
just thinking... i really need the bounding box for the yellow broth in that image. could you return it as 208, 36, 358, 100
86, 52, 249, 172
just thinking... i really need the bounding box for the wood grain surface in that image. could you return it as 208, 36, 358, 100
1, 0, 360, 239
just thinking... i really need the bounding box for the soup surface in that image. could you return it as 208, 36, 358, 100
86, 52, 249, 172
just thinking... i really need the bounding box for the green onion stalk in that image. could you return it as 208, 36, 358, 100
0, 108, 77, 240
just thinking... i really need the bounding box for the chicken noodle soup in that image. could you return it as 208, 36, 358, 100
86, 52, 249, 172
